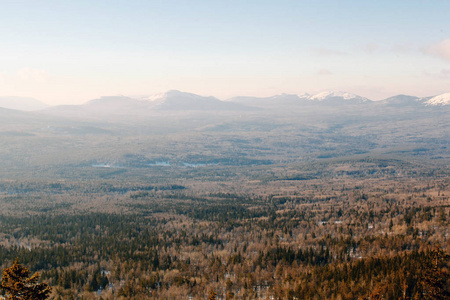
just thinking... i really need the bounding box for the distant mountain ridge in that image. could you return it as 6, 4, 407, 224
227, 91, 450, 107
143, 90, 255, 111
227, 94, 307, 106
39, 90, 256, 118
308, 91, 370, 103
0, 97, 48, 111
83, 91, 255, 111
5, 91, 450, 118
378, 93, 450, 107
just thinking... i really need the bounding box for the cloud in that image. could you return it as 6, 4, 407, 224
17, 68, 49, 83
317, 69, 332, 76
313, 48, 347, 56
425, 39, 450, 62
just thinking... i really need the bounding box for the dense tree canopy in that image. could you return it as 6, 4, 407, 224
0, 177, 448, 299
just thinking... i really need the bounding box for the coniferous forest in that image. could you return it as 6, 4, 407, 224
0, 98, 449, 299
0, 175, 448, 299
3, 0, 450, 298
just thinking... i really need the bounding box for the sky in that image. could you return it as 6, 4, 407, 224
1, 0, 450, 105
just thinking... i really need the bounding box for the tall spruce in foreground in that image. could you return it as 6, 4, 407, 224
0, 259, 51, 300
208, 290, 217, 300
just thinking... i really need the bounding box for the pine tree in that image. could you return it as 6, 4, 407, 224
0, 259, 51, 300
208, 290, 217, 300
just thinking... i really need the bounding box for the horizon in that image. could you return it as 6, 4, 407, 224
1, 1, 449, 105
3, 89, 450, 107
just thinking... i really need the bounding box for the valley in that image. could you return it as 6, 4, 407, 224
0, 91, 449, 299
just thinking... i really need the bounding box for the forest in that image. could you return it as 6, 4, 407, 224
0, 97, 449, 299
0, 173, 448, 299
2, 0, 450, 297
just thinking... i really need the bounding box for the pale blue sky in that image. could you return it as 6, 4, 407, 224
1, 0, 449, 104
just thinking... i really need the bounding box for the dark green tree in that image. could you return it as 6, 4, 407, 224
0, 259, 51, 300
208, 290, 217, 300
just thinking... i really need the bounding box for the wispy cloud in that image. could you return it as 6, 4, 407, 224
313, 48, 347, 56
424, 39, 450, 62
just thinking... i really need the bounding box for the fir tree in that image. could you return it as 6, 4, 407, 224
0, 259, 51, 300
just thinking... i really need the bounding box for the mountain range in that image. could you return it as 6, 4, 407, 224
0, 89, 448, 181
0, 96, 48, 111
1, 90, 449, 113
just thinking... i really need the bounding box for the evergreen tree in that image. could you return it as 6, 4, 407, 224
208, 290, 217, 300
0, 259, 51, 300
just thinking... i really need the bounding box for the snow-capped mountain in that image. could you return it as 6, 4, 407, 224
23, 90, 450, 122
41, 91, 255, 118
424, 93, 450, 106
145, 90, 254, 111
308, 91, 370, 104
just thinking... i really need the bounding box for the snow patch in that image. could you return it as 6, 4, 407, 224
308, 91, 369, 102
425, 93, 450, 106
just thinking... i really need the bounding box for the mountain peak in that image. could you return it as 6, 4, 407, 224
145, 90, 216, 102
308, 91, 370, 103
383, 94, 420, 101
145, 90, 254, 111
298, 92, 311, 99
425, 93, 450, 106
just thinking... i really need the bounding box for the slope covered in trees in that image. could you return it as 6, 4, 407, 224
0, 175, 448, 299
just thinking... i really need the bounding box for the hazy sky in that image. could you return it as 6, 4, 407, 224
1, 0, 450, 104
